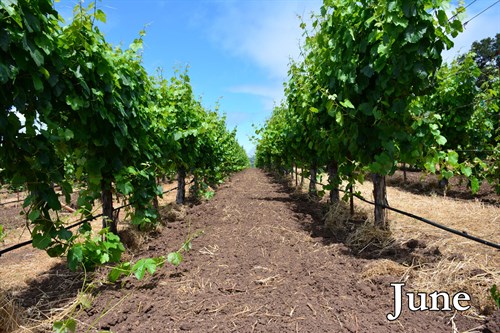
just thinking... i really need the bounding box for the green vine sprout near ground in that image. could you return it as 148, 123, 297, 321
108, 228, 204, 283
51, 267, 96, 333
51, 227, 203, 333
491, 284, 500, 309
0, 224, 5, 243
52, 271, 129, 333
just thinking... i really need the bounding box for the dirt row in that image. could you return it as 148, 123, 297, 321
67, 168, 492, 332
1, 168, 498, 332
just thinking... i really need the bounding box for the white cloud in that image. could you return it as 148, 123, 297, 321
227, 84, 285, 118
200, 1, 321, 80
228, 84, 283, 100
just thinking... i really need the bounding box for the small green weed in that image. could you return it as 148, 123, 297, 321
491, 284, 500, 309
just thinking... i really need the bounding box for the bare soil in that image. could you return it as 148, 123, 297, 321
1, 169, 497, 332
74, 169, 490, 332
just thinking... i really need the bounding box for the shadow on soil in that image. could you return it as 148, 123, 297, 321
387, 170, 499, 206
263, 172, 443, 267
11, 262, 84, 322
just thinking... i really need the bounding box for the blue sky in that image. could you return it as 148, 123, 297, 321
55, 0, 500, 156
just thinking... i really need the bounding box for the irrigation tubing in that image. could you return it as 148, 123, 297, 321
0, 180, 195, 257
0, 190, 69, 207
301, 174, 500, 250
0, 212, 105, 257
0, 198, 25, 207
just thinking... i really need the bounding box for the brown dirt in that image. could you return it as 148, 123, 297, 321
1, 169, 497, 332
59, 169, 490, 332
387, 170, 499, 206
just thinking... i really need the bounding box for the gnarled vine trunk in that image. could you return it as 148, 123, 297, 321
176, 167, 186, 204
294, 164, 298, 188
309, 166, 317, 196
372, 173, 388, 228
192, 174, 199, 199
328, 161, 339, 204
101, 178, 117, 234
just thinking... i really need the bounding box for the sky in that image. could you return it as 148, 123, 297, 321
55, 0, 500, 156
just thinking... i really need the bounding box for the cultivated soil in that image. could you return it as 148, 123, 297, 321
1, 168, 498, 332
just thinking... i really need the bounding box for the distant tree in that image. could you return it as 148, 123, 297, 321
461, 33, 500, 86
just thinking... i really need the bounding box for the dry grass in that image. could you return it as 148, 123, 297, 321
324, 198, 395, 254
0, 289, 24, 333
345, 222, 394, 254
294, 172, 500, 316
410, 257, 500, 315
159, 203, 186, 224
324, 201, 353, 235
360, 259, 412, 282
0, 181, 183, 331
354, 180, 500, 315
118, 227, 146, 252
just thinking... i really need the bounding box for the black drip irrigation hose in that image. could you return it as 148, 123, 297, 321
302, 175, 500, 250
0, 212, 105, 257
0, 190, 69, 207
0, 198, 25, 207
0, 181, 192, 257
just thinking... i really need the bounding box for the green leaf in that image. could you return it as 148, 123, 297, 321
335, 111, 343, 125
32, 232, 52, 250
64, 129, 74, 140
340, 99, 355, 109
39, 66, 50, 79
460, 165, 472, 177
490, 284, 500, 308
436, 135, 447, 145
437, 10, 447, 26
167, 251, 183, 266
132, 258, 158, 280
100, 252, 110, 264
447, 151, 459, 168
53, 319, 77, 333
67, 245, 84, 271
58, 228, 72, 241
95, 9, 107, 23
441, 170, 454, 180
174, 132, 182, 141
470, 177, 480, 194
377, 43, 388, 56
32, 74, 43, 91
47, 244, 66, 257
181, 240, 192, 252
45, 191, 61, 210
424, 161, 436, 173
28, 209, 40, 222
116, 181, 133, 195
66, 95, 85, 111
0, 63, 10, 83
30, 49, 44, 67
108, 262, 131, 282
